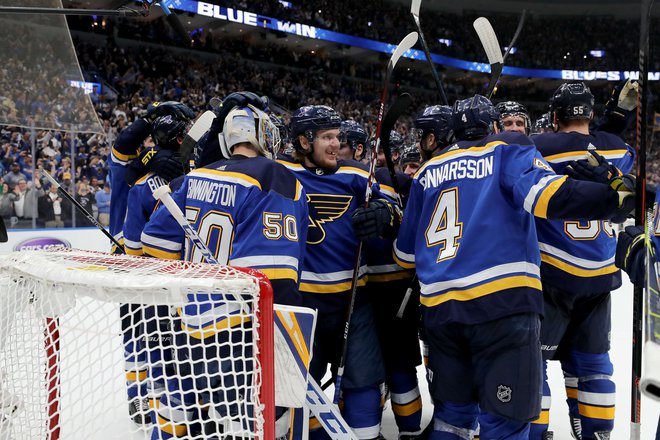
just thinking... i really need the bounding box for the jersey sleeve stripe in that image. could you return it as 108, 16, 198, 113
125, 248, 144, 256
522, 175, 563, 215
545, 149, 631, 164
368, 272, 414, 282
420, 275, 542, 307
533, 175, 568, 219
111, 146, 138, 164
254, 268, 299, 282
392, 241, 415, 269
300, 268, 365, 282
299, 278, 367, 293
140, 233, 182, 253
133, 172, 154, 186
190, 170, 262, 189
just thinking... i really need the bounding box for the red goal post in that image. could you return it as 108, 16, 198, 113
0, 249, 274, 439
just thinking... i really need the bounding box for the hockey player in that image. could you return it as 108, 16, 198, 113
338, 120, 369, 162
278, 105, 397, 439
388, 95, 635, 440
530, 82, 635, 440
142, 104, 307, 439
496, 101, 532, 135
377, 130, 404, 170
108, 100, 195, 425
532, 113, 553, 136
411, 105, 453, 161
399, 143, 422, 178
121, 114, 190, 427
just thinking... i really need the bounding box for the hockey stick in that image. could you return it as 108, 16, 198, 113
631, 1, 655, 437
0, 216, 6, 243
42, 170, 125, 253
333, 32, 418, 404
642, 210, 660, 402
473, 11, 526, 99
151, 185, 357, 439
179, 110, 216, 172
410, 0, 449, 105
379, 92, 413, 204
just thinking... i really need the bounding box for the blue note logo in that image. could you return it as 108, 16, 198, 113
306, 194, 353, 245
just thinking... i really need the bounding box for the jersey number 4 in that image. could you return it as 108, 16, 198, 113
425, 188, 463, 262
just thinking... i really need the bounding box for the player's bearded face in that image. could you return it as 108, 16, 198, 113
312, 129, 341, 169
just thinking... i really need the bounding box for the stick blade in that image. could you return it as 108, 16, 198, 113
380, 93, 414, 158
388, 32, 419, 73
410, 0, 422, 17
473, 17, 504, 65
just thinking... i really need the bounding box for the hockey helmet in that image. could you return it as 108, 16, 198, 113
532, 112, 553, 134
413, 105, 453, 149
549, 82, 594, 122
340, 120, 369, 151
289, 105, 342, 153
451, 95, 500, 141
495, 101, 531, 134
388, 130, 404, 154
400, 142, 421, 166
151, 115, 189, 151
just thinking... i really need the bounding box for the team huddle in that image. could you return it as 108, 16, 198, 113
107, 80, 639, 440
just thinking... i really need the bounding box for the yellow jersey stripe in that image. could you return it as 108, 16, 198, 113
258, 268, 299, 282
533, 175, 568, 219
368, 272, 414, 283
157, 415, 187, 436
142, 244, 180, 260
300, 278, 367, 293
532, 409, 550, 425
578, 403, 615, 420
125, 247, 144, 256
276, 310, 310, 367
566, 387, 578, 399
392, 398, 422, 417
421, 275, 542, 308
190, 169, 262, 189
182, 315, 251, 340
541, 254, 619, 277
125, 370, 148, 381
545, 149, 630, 163
111, 146, 138, 162
417, 141, 505, 176
393, 252, 415, 270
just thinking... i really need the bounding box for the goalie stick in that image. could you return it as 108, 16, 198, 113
632, 1, 655, 437
333, 32, 418, 404
42, 170, 125, 253
179, 110, 216, 172
410, 0, 449, 105
473, 11, 527, 99
151, 185, 358, 440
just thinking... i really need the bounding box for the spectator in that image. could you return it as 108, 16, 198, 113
38, 183, 68, 228
75, 183, 95, 226
0, 182, 14, 218
95, 182, 111, 227
4, 162, 27, 190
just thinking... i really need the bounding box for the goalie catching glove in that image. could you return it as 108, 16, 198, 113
351, 199, 402, 240
615, 225, 648, 287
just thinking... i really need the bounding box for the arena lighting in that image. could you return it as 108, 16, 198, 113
590, 50, 606, 58
185, 0, 660, 81
278, 0, 293, 8
504, 46, 517, 54
438, 38, 453, 46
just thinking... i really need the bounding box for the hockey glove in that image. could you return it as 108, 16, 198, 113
351, 199, 401, 240
609, 173, 636, 224
145, 101, 196, 124
213, 91, 269, 130
608, 79, 639, 112
565, 151, 619, 184
615, 225, 647, 287
140, 146, 185, 182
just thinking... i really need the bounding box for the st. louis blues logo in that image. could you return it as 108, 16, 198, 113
306, 194, 353, 245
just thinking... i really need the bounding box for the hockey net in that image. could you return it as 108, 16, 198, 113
0, 249, 275, 439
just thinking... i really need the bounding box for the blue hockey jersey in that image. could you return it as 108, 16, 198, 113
277, 157, 388, 313
123, 172, 168, 255
534, 131, 635, 294
109, 118, 151, 251
365, 167, 413, 283
141, 156, 308, 332
393, 131, 623, 325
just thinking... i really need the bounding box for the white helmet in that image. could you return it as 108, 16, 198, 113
218, 105, 281, 159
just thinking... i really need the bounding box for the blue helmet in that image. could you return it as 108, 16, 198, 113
400, 142, 421, 166
413, 105, 453, 149
151, 114, 189, 150
388, 130, 404, 154
550, 82, 594, 122
495, 101, 531, 134
532, 112, 553, 134
290, 105, 341, 153
451, 95, 500, 141
340, 120, 369, 151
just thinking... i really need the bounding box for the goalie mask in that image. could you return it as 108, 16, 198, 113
219, 105, 281, 160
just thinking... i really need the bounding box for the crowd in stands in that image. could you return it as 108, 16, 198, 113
0, 3, 658, 228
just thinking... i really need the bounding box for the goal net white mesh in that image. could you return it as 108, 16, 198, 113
0, 249, 274, 439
